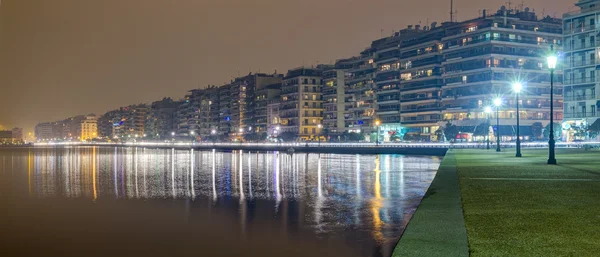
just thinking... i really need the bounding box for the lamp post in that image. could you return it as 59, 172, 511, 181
317, 124, 322, 146
513, 82, 523, 157
375, 120, 381, 146
547, 46, 558, 165
484, 106, 492, 149
494, 98, 502, 152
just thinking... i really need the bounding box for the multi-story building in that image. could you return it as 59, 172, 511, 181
145, 97, 180, 140
322, 69, 348, 135
255, 83, 282, 135
176, 89, 204, 137
267, 99, 282, 139
199, 86, 220, 138
34, 122, 54, 141
227, 73, 282, 140
98, 105, 148, 140
80, 115, 98, 141
280, 67, 325, 140
441, 8, 563, 142
0, 130, 12, 144
11, 128, 23, 143
218, 83, 232, 137
563, 0, 600, 140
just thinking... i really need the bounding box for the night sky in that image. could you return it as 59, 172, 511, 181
0, 0, 574, 133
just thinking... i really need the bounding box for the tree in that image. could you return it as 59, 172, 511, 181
403, 133, 416, 142
257, 132, 268, 141
443, 122, 459, 142
343, 132, 364, 142
278, 132, 297, 142
588, 119, 600, 139
435, 129, 445, 142
473, 122, 490, 137
543, 123, 562, 141
531, 122, 543, 140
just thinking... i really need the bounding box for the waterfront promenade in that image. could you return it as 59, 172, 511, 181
395, 148, 600, 256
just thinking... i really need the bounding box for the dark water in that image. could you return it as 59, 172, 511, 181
0, 147, 440, 257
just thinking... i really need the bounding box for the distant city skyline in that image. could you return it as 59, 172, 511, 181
0, 0, 574, 132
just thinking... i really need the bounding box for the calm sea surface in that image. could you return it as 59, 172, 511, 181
0, 147, 440, 257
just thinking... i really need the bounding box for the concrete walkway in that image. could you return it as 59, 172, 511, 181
392, 150, 469, 257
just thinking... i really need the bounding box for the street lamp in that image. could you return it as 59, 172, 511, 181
317, 124, 323, 146
375, 120, 381, 146
547, 45, 558, 165
513, 82, 523, 157
484, 106, 492, 149
494, 98, 502, 152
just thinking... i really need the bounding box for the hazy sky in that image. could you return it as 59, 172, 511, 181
0, 0, 574, 132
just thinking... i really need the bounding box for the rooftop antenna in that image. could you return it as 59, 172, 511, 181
450, 0, 453, 22
449, 0, 458, 22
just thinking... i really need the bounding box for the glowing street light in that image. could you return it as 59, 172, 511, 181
494, 98, 502, 152
317, 124, 323, 146
211, 129, 216, 135
512, 82, 523, 157
547, 45, 558, 165
171, 132, 175, 136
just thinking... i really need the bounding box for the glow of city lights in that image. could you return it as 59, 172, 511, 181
171, 132, 175, 136
512, 82, 523, 93
211, 129, 216, 134
190, 131, 195, 135
375, 120, 380, 126
276, 126, 280, 130
484, 106, 492, 114
494, 98, 502, 107
317, 124, 322, 128
239, 128, 243, 133
547, 55, 558, 70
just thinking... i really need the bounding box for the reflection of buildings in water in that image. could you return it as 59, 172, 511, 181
93, 147, 97, 200
314, 154, 324, 233
212, 149, 216, 201
371, 155, 384, 243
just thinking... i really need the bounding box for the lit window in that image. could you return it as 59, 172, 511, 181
493, 23, 498, 28
466, 26, 478, 33
380, 64, 391, 71
512, 25, 516, 29
368, 59, 374, 64
401, 73, 412, 80
534, 27, 539, 32
462, 76, 467, 84
518, 58, 524, 66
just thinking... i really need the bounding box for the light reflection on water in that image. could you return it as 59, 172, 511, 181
3, 147, 440, 257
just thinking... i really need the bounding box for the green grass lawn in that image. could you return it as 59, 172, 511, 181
455, 148, 600, 256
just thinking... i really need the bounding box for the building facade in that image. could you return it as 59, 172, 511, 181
563, 0, 600, 141
145, 97, 180, 140
280, 67, 325, 140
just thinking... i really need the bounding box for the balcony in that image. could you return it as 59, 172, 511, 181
564, 77, 598, 85
564, 112, 599, 118
402, 107, 441, 113
564, 59, 597, 69
401, 96, 440, 103
564, 95, 597, 101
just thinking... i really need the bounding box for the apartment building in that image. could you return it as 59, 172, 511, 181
441, 8, 563, 141
563, 0, 600, 140
280, 67, 325, 140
